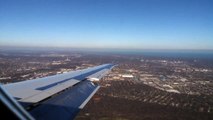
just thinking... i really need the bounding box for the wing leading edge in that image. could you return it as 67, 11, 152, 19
1, 63, 115, 120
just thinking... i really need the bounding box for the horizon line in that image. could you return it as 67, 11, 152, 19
0, 45, 213, 52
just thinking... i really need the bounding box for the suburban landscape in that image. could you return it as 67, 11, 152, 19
0, 50, 212, 120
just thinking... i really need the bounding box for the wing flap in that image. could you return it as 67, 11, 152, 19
29, 80, 99, 120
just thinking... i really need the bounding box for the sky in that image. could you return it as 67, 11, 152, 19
0, 0, 213, 50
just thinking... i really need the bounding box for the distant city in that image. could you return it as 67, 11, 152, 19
0, 49, 213, 120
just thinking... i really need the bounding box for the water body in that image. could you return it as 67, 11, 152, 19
107, 49, 213, 60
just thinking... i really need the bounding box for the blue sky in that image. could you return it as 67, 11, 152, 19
0, 0, 213, 50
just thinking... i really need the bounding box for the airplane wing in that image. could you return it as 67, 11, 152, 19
0, 63, 114, 120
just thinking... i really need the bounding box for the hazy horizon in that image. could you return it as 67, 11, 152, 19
1, 45, 213, 54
